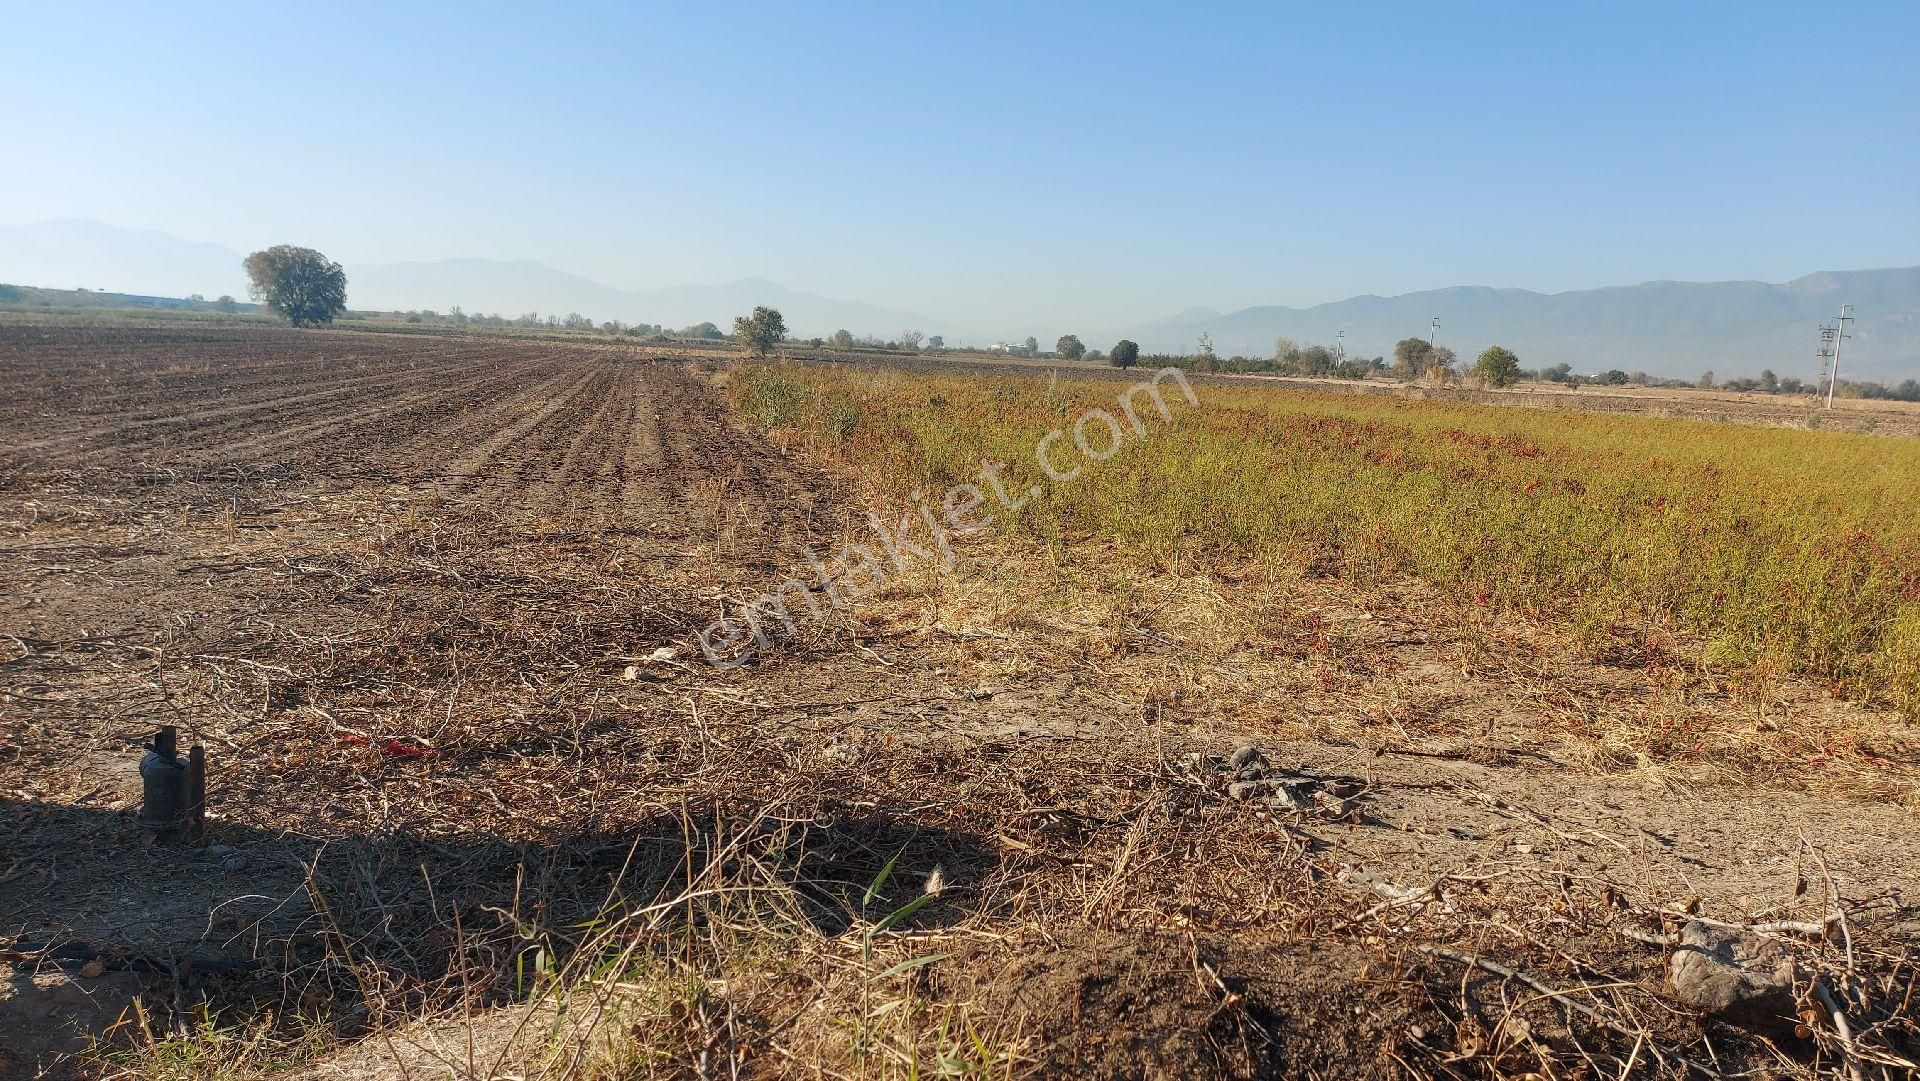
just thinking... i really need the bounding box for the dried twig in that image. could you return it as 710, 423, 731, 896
1419, 946, 1724, 1079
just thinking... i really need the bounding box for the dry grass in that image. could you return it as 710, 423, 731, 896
727, 362, 1920, 788
76, 723, 1920, 1080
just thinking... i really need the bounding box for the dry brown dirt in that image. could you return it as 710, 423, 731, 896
2, 322, 1916, 1079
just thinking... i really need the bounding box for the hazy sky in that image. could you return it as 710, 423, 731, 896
4, 1, 1916, 329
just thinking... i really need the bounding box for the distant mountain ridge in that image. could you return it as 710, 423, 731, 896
0, 218, 253, 300
346, 258, 946, 339
0, 219, 946, 340
1, 218, 1913, 380
1124, 269, 1920, 381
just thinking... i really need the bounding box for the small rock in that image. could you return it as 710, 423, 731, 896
1228, 745, 1264, 769
1667, 920, 1796, 1030
1315, 794, 1357, 819
647, 646, 679, 663
1236, 766, 1265, 782
621, 665, 639, 681
1267, 788, 1311, 811
1227, 781, 1269, 801
207, 844, 235, 858
219, 854, 249, 872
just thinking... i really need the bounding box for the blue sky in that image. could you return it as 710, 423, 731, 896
3, 0, 1915, 329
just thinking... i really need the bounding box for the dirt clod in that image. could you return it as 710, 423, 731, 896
1667, 920, 1797, 1030
963, 932, 1430, 1080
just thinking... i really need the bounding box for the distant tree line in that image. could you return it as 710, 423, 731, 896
1111, 335, 1382, 380
1681, 369, 1917, 401
820, 328, 940, 352
1839, 378, 1920, 402
0, 284, 253, 314
373, 305, 737, 341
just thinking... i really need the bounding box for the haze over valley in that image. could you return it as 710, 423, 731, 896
4, 217, 1914, 381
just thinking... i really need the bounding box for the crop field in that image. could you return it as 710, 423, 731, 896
734, 364, 1920, 720
4, 322, 1920, 1079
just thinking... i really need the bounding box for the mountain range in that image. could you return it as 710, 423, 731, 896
1, 218, 1914, 381
0, 219, 946, 341
1140, 271, 1920, 382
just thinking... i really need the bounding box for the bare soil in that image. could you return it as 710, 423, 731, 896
2, 322, 1915, 1079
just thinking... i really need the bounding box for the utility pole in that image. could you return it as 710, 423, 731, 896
1824, 304, 1853, 409
1334, 329, 1345, 359
1817, 323, 1836, 395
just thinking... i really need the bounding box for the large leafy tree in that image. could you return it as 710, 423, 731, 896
1392, 337, 1431, 379
1055, 334, 1085, 361
733, 306, 787, 357
1110, 339, 1140, 369
243, 246, 347, 326
1475, 345, 1521, 387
